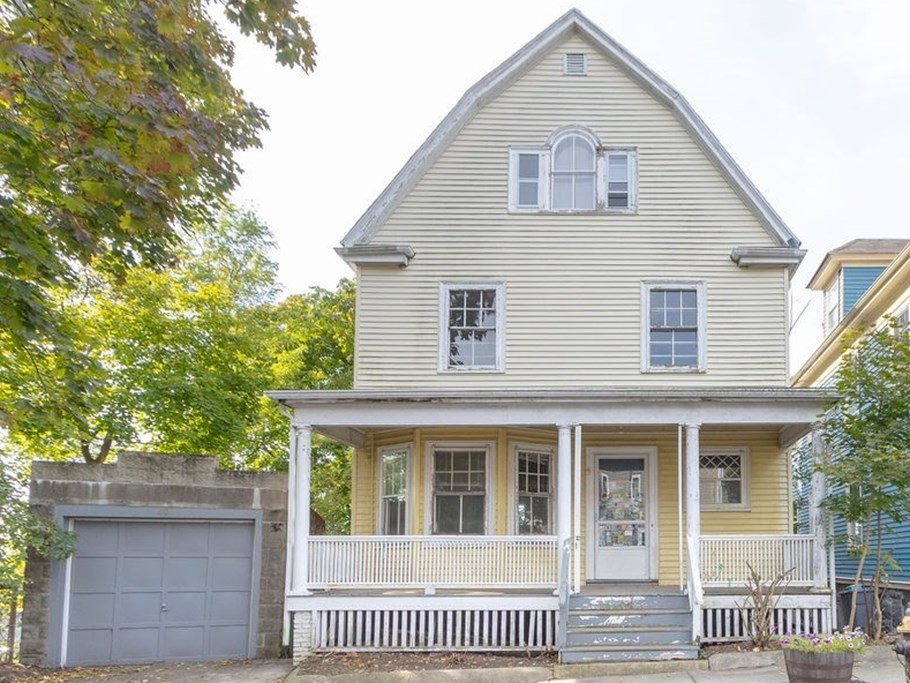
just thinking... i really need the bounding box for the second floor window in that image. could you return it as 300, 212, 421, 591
440, 283, 504, 372
641, 281, 705, 372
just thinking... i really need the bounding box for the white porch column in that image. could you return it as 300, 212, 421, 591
556, 424, 572, 586
810, 431, 830, 589
685, 423, 702, 641
685, 423, 701, 555
292, 423, 312, 594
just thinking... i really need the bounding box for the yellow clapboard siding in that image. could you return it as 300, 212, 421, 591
350, 427, 788, 587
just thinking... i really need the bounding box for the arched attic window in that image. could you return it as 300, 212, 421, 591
551, 131, 597, 210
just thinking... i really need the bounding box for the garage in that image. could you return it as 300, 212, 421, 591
64, 517, 258, 666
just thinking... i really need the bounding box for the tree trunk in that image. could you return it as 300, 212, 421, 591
871, 511, 884, 640
847, 510, 873, 630
80, 431, 113, 464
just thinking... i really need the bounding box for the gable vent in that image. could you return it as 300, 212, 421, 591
564, 53, 587, 75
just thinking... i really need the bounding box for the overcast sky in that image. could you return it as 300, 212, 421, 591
228, 1, 910, 372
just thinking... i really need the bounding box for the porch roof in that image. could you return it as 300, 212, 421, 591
268, 387, 834, 448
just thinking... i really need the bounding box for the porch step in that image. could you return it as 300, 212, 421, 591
560, 589, 696, 663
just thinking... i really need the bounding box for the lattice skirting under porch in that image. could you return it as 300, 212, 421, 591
306, 608, 558, 652
701, 596, 833, 643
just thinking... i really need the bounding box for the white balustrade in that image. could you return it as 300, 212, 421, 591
700, 535, 815, 587
308, 536, 558, 589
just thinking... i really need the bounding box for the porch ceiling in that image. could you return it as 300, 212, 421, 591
268, 388, 833, 449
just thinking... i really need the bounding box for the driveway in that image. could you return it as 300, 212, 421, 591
65, 659, 294, 683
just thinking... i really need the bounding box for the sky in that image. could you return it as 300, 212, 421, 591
228, 0, 910, 373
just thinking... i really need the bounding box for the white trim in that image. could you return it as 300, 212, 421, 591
640, 280, 707, 373
508, 441, 556, 535
376, 442, 413, 535
424, 441, 496, 535
438, 281, 506, 373
585, 446, 659, 581
699, 446, 751, 512
341, 9, 799, 250
59, 517, 75, 667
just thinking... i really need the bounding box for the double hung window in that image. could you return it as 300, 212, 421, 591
439, 283, 504, 372
378, 446, 409, 535
641, 282, 705, 372
699, 448, 749, 510
513, 446, 554, 535
431, 446, 489, 534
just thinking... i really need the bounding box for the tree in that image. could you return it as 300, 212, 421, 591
0, 207, 280, 465
817, 319, 910, 638
0, 0, 315, 350
0, 445, 76, 662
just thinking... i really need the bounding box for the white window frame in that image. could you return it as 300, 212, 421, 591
508, 442, 556, 535
824, 275, 842, 335
640, 280, 707, 373
425, 441, 495, 535
438, 282, 505, 373
376, 443, 412, 535
699, 447, 751, 511
506, 128, 638, 214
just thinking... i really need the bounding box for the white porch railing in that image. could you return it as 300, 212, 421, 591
308, 535, 558, 589
700, 534, 815, 587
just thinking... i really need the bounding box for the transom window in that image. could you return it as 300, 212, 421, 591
699, 448, 749, 510
432, 447, 488, 534
641, 282, 705, 372
439, 283, 504, 372
378, 446, 409, 535
508, 127, 637, 213
514, 447, 553, 535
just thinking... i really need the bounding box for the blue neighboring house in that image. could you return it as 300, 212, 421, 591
792, 238, 910, 627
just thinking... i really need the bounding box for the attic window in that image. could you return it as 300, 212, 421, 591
564, 53, 586, 75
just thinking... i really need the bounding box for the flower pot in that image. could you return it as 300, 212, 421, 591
783, 649, 856, 683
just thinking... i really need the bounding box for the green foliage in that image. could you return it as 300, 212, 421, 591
780, 629, 866, 653
817, 319, 910, 634
0, 0, 315, 350
0, 207, 279, 464
0, 449, 76, 598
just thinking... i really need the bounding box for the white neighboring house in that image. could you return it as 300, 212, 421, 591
270, 10, 834, 663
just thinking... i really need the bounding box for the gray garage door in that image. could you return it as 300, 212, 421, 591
66, 519, 255, 666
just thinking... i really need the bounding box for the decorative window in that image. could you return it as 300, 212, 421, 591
512, 445, 554, 535
552, 133, 596, 210
895, 305, 909, 337
564, 53, 587, 75
378, 445, 410, 535
430, 445, 491, 534
507, 128, 637, 213
699, 448, 750, 510
439, 282, 504, 372
641, 281, 706, 372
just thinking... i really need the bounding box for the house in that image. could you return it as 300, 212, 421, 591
792, 239, 910, 623
269, 10, 834, 663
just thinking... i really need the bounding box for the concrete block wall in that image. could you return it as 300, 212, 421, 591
21, 451, 288, 665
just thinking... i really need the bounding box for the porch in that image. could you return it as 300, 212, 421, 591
269, 388, 835, 660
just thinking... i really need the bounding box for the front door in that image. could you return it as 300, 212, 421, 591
588, 448, 657, 581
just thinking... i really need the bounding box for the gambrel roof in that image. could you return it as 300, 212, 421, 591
340, 8, 801, 251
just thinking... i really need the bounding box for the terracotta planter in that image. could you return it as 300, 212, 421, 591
783, 649, 856, 683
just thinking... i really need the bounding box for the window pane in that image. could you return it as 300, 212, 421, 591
575, 174, 595, 209
517, 497, 531, 534
681, 290, 697, 308
518, 153, 539, 178
609, 154, 628, 179
465, 289, 481, 309
553, 139, 573, 170
461, 496, 485, 534
449, 290, 465, 308
518, 181, 538, 206
435, 496, 461, 534
574, 137, 595, 169
721, 481, 742, 504
531, 498, 550, 533
553, 175, 572, 208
